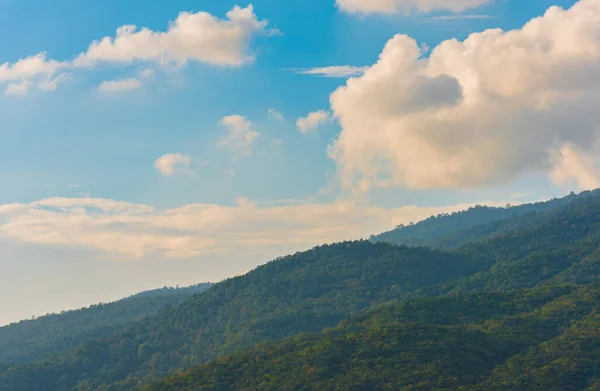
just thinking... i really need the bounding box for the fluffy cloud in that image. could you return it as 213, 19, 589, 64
330, 0, 600, 191
154, 153, 195, 177
0, 53, 67, 83
550, 144, 600, 190
74, 5, 271, 67
295, 66, 368, 78
0, 196, 509, 260
98, 78, 141, 93
0, 5, 272, 96
217, 115, 261, 157
336, 0, 491, 14
297, 110, 332, 133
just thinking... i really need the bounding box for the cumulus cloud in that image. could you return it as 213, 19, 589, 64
329, 0, 600, 191
0, 53, 67, 83
217, 115, 261, 157
294, 66, 369, 78
0, 53, 70, 95
336, 0, 491, 15
0, 196, 509, 260
98, 78, 142, 93
154, 153, 195, 177
550, 144, 600, 190
0, 5, 273, 96
297, 110, 332, 133
268, 108, 285, 121
74, 5, 272, 67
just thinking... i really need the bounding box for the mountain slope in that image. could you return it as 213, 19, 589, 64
142, 284, 600, 391
440, 190, 600, 294
6, 190, 600, 390
0, 284, 213, 364
371, 190, 597, 249
0, 243, 478, 391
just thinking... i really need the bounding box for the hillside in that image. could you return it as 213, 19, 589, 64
0, 284, 213, 364
371, 190, 597, 249
143, 284, 600, 391
0, 243, 479, 391
5, 190, 600, 390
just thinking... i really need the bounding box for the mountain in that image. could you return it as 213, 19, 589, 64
0, 243, 479, 391
0, 283, 213, 364
142, 284, 600, 391
371, 190, 598, 249
5, 189, 600, 390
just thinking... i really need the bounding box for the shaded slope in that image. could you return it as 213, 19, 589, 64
142, 284, 600, 391
0, 284, 213, 364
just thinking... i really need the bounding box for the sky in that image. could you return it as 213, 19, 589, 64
1, 0, 597, 325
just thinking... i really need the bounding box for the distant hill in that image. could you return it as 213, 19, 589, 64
371, 190, 598, 249
143, 284, 600, 391
0, 283, 213, 364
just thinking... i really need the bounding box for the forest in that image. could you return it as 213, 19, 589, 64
2, 190, 600, 390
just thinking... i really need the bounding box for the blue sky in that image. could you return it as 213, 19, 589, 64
0, 0, 594, 325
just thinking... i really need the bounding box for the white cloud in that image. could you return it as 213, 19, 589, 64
4, 80, 32, 96
217, 115, 261, 157
0, 5, 273, 95
98, 78, 142, 93
268, 108, 285, 121
550, 144, 600, 190
0, 196, 511, 260
329, 0, 600, 191
336, 0, 491, 15
295, 66, 369, 78
297, 110, 332, 133
154, 153, 195, 177
73, 5, 272, 68
0, 53, 67, 83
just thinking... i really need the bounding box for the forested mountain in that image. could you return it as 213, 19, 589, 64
143, 284, 600, 390
0, 283, 213, 364
371, 190, 597, 249
0, 243, 481, 390
4, 190, 600, 390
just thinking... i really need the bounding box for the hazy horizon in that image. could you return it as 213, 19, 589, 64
1, 0, 595, 326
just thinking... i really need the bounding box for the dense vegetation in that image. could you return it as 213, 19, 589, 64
371, 190, 595, 249
4, 189, 600, 390
0, 243, 480, 390
0, 284, 212, 364
144, 284, 600, 390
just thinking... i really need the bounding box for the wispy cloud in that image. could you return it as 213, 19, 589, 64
292, 66, 368, 78
98, 78, 141, 93
0, 196, 512, 260
421, 14, 494, 22
336, 0, 492, 15
268, 108, 285, 121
